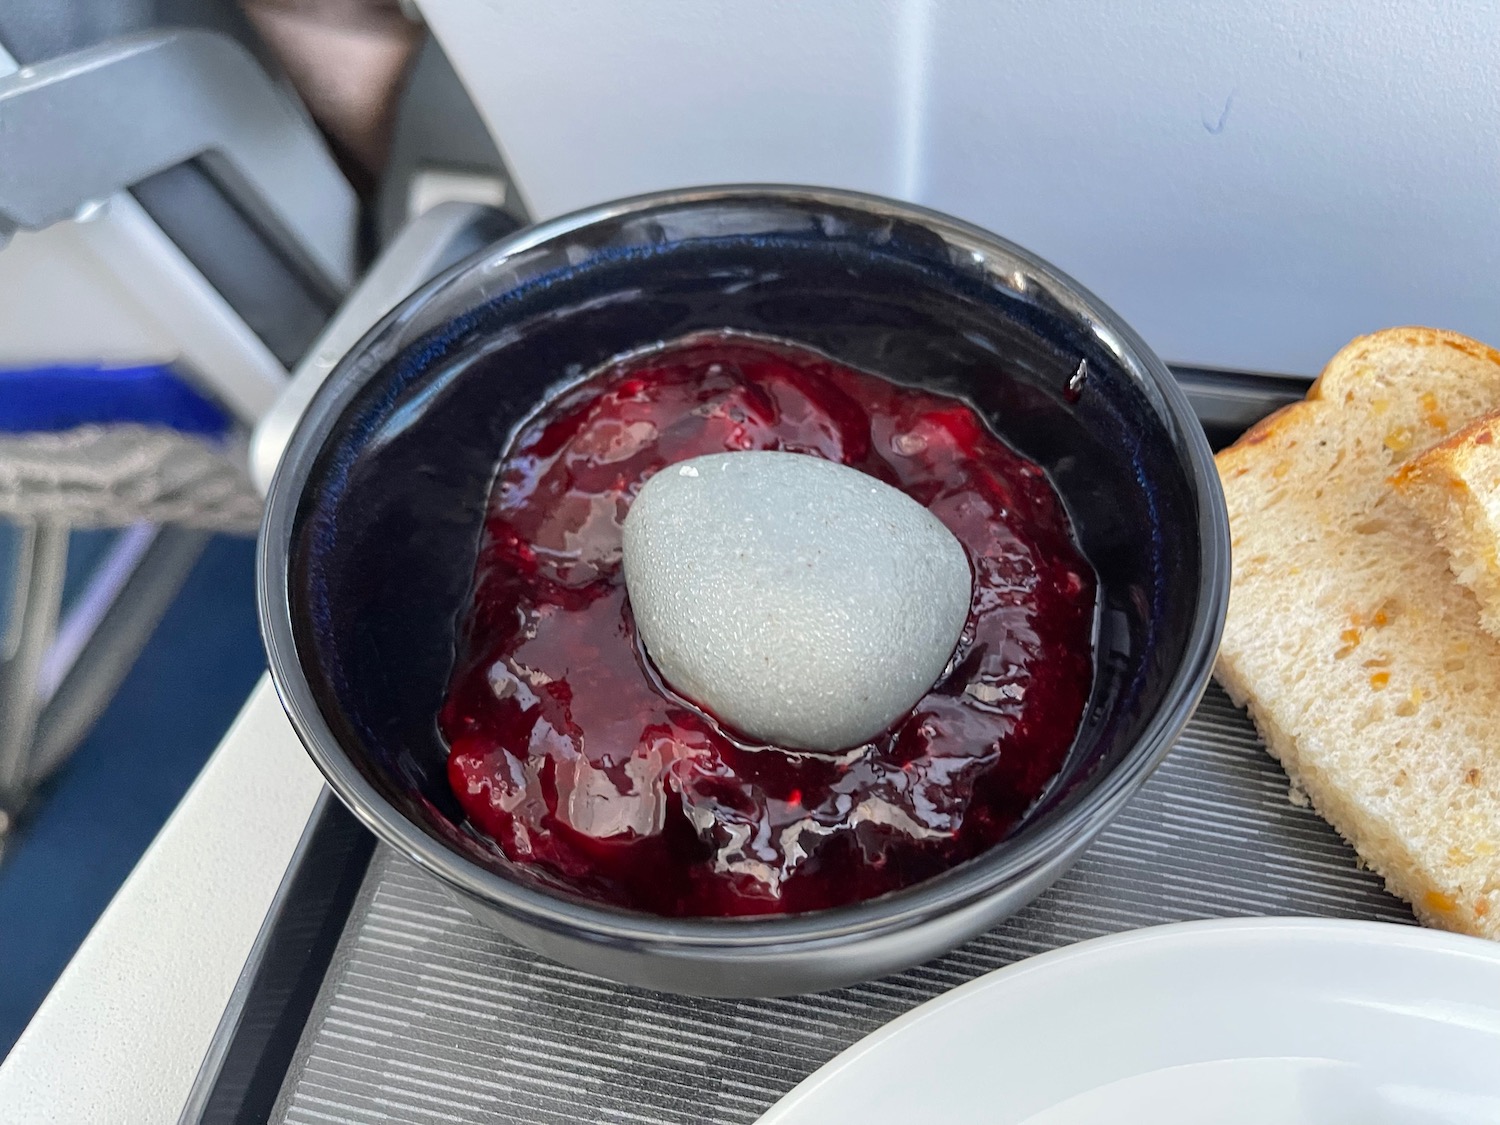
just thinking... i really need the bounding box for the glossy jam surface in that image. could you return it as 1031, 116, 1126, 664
441, 335, 1095, 916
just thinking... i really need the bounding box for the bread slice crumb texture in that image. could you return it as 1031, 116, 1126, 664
1215, 327, 1500, 938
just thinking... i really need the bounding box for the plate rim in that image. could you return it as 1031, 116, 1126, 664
758, 916, 1500, 1122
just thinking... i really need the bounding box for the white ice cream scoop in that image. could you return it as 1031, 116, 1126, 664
621, 450, 972, 751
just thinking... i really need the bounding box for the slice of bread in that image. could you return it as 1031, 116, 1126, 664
1215, 327, 1500, 938
1393, 410, 1500, 644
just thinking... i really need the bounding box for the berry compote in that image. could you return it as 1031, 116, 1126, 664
441, 332, 1095, 916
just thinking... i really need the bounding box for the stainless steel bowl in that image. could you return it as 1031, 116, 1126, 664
259, 185, 1230, 996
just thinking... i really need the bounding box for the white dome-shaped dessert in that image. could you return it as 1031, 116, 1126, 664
622, 451, 972, 751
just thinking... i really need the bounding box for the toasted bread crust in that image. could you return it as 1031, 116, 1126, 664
1392, 407, 1500, 645
1391, 409, 1500, 494
1311, 326, 1500, 398
1221, 328, 1500, 468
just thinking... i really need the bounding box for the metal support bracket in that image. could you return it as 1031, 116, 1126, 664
0, 28, 357, 295
251, 200, 516, 491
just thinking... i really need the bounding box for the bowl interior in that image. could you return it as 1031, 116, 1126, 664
282, 193, 1210, 918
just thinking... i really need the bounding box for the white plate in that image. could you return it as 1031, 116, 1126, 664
759, 918, 1500, 1125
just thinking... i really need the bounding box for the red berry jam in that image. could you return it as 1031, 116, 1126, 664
441, 333, 1095, 916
